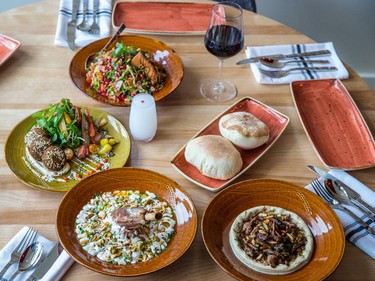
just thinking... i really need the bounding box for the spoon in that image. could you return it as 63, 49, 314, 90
8, 242, 43, 281
259, 57, 330, 68
85, 23, 126, 70
325, 179, 375, 222
77, 0, 90, 31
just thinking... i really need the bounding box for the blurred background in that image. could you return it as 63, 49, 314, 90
1, 0, 374, 90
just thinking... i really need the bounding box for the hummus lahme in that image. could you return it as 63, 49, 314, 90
229, 206, 313, 275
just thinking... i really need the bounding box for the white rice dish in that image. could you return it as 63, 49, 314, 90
75, 190, 176, 265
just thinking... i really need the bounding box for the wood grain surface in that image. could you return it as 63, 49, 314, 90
0, 0, 374, 280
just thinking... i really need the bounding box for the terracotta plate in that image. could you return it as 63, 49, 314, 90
291, 79, 375, 170
112, 1, 213, 35
171, 97, 290, 192
202, 179, 345, 280
0, 34, 20, 66
56, 167, 197, 276
5, 107, 131, 192
70, 35, 184, 106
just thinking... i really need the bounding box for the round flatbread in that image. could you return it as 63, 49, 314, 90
229, 205, 313, 275
184, 135, 242, 180
219, 112, 269, 150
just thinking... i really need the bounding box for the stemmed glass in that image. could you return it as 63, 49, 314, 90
201, 1, 244, 102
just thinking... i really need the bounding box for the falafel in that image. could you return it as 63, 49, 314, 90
24, 125, 48, 146
42, 145, 67, 171
28, 136, 53, 161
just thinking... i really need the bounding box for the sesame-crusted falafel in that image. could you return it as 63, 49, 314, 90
42, 146, 67, 171
24, 125, 48, 146
28, 136, 53, 161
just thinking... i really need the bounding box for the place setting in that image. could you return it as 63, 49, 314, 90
306, 166, 375, 259
237, 41, 349, 84
0, 227, 73, 281
54, 0, 112, 50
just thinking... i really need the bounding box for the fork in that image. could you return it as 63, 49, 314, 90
89, 0, 100, 35
258, 66, 337, 78
311, 179, 375, 237
0, 228, 38, 278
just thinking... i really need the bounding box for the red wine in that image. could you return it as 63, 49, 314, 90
204, 25, 244, 59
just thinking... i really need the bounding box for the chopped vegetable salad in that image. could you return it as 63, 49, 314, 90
86, 43, 166, 103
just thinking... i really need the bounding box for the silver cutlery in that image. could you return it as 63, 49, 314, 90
8, 242, 43, 281
308, 165, 375, 216
336, 179, 375, 216
259, 58, 330, 68
311, 179, 375, 237
26, 243, 59, 281
236, 49, 331, 64
67, 0, 80, 50
325, 178, 375, 223
0, 228, 38, 278
89, 0, 100, 35
77, 0, 90, 31
258, 66, 337, 78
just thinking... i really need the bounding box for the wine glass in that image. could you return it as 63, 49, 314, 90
201, 1, 244, 102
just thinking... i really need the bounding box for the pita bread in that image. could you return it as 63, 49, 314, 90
184, 135, 242, 180
219, 112, 269, 149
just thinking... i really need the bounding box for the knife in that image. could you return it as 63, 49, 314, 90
308, 165, 375, 217
26, 243, 59, 281
67, 0, 80, 50
236, 49, 331, 65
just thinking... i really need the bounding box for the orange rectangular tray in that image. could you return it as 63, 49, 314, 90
171, 97, 290, 192
291, 79, 375, 170
112, 1, 213, 35
0, 34, 20, 66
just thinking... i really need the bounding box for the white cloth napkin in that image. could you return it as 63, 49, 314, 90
0, 227, 74, 281
306, 170, 375, 259
54, 0, 112, 48
246, 42, 349, 84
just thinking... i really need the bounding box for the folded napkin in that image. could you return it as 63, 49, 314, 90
306, 170, 375, 259
0, 227, 74, 281
246, 42, 349, 84
54, 0, 112, 48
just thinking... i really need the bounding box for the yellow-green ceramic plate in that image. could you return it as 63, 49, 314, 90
5, 107, 131, 192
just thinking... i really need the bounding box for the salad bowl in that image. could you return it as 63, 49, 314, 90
69, 35, 184, 106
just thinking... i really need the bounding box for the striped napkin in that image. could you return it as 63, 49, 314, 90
306, 170, 375, 259
0, 227, 74, 281
54, 0, 112, 48
246, 42, 349, 84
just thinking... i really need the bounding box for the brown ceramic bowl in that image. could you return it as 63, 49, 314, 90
69, 35, 184, 106
202, 179, 345, 281
56, 167, 197, 276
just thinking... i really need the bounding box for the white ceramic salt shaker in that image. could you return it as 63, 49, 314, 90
129, 93, 157, 142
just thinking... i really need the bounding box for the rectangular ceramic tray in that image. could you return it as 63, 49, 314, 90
112, 1, 213, 35
0, 34, 20, 66
171, 97, 290, 192
291, 79, 375, 170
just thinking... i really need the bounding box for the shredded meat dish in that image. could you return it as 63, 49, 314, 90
234, 208, 308, 268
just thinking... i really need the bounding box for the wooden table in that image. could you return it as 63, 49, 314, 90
1, 1, 374, 280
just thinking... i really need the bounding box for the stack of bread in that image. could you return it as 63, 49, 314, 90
184, 112, 269, 180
